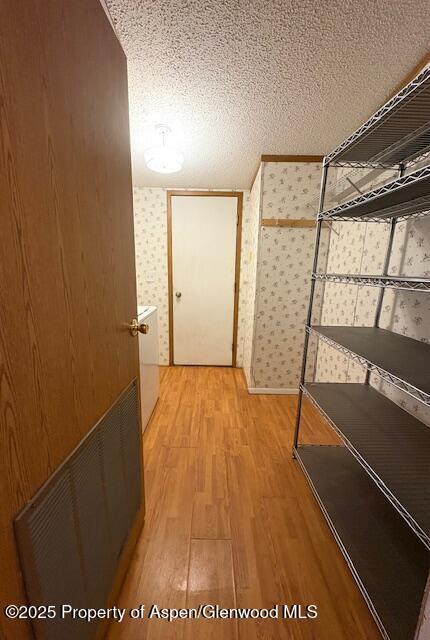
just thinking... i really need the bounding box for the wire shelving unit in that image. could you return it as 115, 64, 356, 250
324, 64, 430, 166
293, 63, 430, 640
313, 273, 430, 292
318, 165, 430, 222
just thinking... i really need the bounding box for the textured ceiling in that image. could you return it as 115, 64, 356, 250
105, 0, 429, 189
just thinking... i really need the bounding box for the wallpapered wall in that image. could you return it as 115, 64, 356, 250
314, 159, 430, 427
133, 187, 255, 365
242, 166, 261, 385
248, 161, 328, 390
134, 188, 169, 363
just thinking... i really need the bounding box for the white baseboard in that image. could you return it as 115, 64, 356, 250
247, 387, 299, 395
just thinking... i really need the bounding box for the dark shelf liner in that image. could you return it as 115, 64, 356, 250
320, 167, 430, 221
312, 326, 430, 397
326, 66, 430, 165
304, 383, 430, 544
296, 445, 429, 640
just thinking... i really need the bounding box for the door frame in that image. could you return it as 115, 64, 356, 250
166, 190, 243, 367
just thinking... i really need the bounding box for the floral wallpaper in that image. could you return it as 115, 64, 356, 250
261, 162, 322, 219
314, 159, 430, 426
242, 166, 262, 386
133, 187, 253, 366
134, 188, 169, 364
250, 161, 327, 390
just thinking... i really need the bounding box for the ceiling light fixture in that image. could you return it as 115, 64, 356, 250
144, 124, 184, 174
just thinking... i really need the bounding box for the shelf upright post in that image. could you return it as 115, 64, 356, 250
365, 162, 405, 384
293, 161, 329, 451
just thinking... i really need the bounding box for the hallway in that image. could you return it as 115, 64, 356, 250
107, 367, 378, 640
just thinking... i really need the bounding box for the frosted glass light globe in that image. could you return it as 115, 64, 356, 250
144, 125, 184, 174
144, 145, 184, 174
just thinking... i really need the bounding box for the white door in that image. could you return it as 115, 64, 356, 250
171, 195, 238, 365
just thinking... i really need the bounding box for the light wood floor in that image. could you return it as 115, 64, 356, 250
107, 367, 379, 640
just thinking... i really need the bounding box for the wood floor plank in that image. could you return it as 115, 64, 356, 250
262, 495, 374, 640
184, 539, 237, 640
108, 446, 196, 640
192, 447, 231, 539
107, 366, 379, 640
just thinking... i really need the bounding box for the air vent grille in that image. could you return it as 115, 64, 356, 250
15, 381, 141, 640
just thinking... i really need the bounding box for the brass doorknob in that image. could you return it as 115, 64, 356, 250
129, 319, 150, 336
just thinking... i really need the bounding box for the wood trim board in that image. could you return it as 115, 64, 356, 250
167, 193, 174, 366
167, 190, 242, 197
249, 154, 324, 190
261, 154, 324, 163
389, 51, 430, 101
261, 218, 316, 228
166, 191, 243, 367
232, 192, 243, 367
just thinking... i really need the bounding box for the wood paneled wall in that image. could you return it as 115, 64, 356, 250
0, 1, 140, 637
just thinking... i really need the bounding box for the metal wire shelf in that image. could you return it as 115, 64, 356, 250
325, 64, 430, 166
301, 383, 430, 550
294, 446, 389, 640
312, 272, 430, 292
308, 326, 430, 407
319, 209, 430, 224
328, 161, 401, 169
294, 445, 429, 640
304, 165, 398, 217
318, 165, 430, 222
